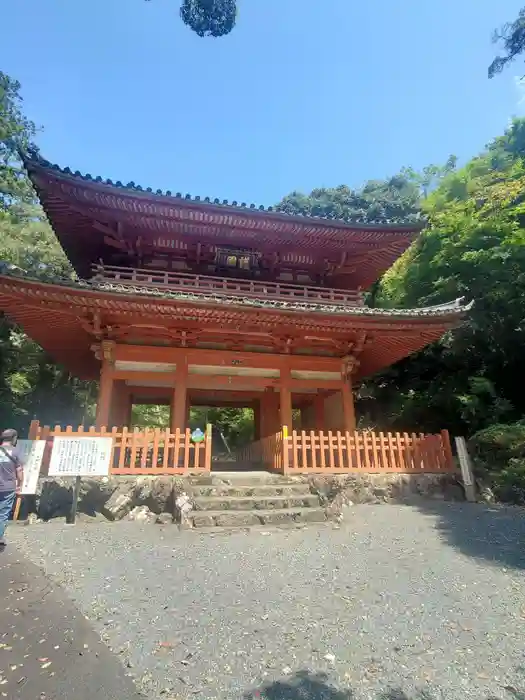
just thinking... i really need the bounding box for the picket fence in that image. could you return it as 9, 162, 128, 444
28, 422, 454, 475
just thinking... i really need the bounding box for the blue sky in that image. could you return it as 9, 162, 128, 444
2, 0, 525, 206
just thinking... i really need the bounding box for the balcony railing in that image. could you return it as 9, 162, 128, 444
91, 264, 365, 306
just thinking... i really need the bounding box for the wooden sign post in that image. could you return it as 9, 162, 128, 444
455, 436, 476, 502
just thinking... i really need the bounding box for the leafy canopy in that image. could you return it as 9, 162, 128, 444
145, 0, 237, 38
489, 7, 525, 77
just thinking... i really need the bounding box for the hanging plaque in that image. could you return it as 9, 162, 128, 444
48, 437, 113, 477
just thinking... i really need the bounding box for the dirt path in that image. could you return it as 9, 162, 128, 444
7, 502, 525, 700
0, 548, 143, 700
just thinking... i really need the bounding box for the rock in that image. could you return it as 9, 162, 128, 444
173, 492, 193, 525
443, 481, 465, 502
307, 472, 470, 509
134, 478, 153, 505
156, 512, 174, 525
479, 484, 496, 503
147, 477, 176, 514
372, 486, 391, 501
78, 478, 116, 515
102, 489, 134, 521
128, 505, 155, 523
37, 478, 72, 520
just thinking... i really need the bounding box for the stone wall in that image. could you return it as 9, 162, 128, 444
307, 472, 465, 518
35, 475, 187, 523
30, 471, 467, 524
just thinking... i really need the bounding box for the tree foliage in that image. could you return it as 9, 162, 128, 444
0, 72, 38, 212
489, 8, 525, 78
276, 129, 525, 447
180, 0, 236, 38
0, 71, 89, 433
145, 0, 237, 38
372, 118, 525, 437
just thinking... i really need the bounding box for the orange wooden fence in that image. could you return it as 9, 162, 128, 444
282, 429, 454, 474
233, 432, 284, 472
28, 422, 453, 475
29, 421, 212, 475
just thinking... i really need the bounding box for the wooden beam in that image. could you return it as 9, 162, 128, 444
114, 344, 343, 371
114, 371, 177, 384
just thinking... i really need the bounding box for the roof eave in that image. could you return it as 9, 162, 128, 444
0, 273, 471, 323
22, 152, 427, 235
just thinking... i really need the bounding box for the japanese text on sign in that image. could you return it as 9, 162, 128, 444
48, 437, 113, 477
17, 440, 46, 495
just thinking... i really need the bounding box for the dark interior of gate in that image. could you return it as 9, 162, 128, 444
128, 387, 308, 472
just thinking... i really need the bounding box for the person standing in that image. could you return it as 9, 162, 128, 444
0, 429, 24, 552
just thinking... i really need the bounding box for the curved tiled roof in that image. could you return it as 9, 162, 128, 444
22, 150, 425, 229
0, 271, 470, 380
0, 268, 472, 319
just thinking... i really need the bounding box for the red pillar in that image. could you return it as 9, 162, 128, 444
253, 400, 261, 441
279, 364, 293, 433
95, 362, 114, 429
341, 379, 356, 433
314, 394, 325, 431
170, 355, 188, 433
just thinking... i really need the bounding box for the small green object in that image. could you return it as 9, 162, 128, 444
191, 428, 205, 443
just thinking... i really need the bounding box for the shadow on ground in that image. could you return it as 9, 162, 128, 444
243, 670, 524, 700
414, 500, 525, 570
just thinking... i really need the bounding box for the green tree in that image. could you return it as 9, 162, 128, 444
374, 119, 525, 435
0, 71, 89, 433
0, 72, 37, 211
145, 0, 237, 37
489, 8, 525, 77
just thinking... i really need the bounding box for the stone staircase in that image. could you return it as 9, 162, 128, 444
185, 472, 328, 529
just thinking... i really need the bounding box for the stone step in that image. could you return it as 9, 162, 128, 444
190, 507, 328, 529
193, 494, 321, 511
188, 483, 312, 498
187, 472, 303, 487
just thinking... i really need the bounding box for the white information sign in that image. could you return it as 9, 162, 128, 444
16, 440, 46, 495
48, 437, 113, 477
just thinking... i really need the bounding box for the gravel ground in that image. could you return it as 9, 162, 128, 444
7, 502, 525, 700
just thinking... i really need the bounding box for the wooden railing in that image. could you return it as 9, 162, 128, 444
233, 432, 284, 472
91, 263, 364, 307
28, 422, 454, 476
282, 429, 454, 473
29, 422, 212, 475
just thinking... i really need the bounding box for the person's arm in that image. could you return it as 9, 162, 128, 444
15, 464, 24, 494
14, 451, 24, 494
